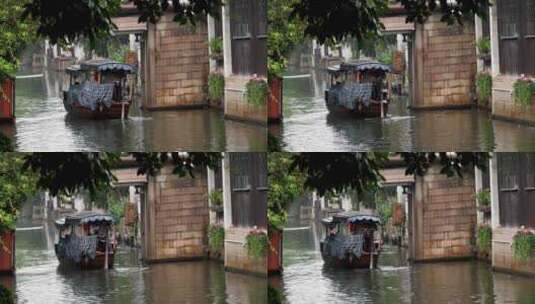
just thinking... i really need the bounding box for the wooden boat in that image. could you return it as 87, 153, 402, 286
63, 59, 136, 119
320, 211, 381, 269
325, 60, 391, 118
54, 211, 117, 270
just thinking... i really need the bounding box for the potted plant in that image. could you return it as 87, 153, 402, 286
476, 189, 491, 213
513, 75, 535, 107
477, 224, 492, 258
245, 78, 268, 106
476, 37, 491, 60
209, 189, 224, 213
245, 228, 269, 260
512, 227, 535, 261
208, 73, 225, 106
207, 224, 225, 258
209, 37, 223, 62
476, 73, 492, 106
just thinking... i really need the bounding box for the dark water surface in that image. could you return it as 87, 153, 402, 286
272, 218, 535, 304
270, 69, 535, 152
0, 69, 266, 151
0, 218, 266, 304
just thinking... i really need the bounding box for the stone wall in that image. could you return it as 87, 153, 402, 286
146, 14, 209, 109
412, 167, 476, 261
224, 75, 267, 125
413, 15, 477, 109
145, 166, 209, 262
492, 227, 535, 275
492, 75, 535, 124
224, 227, 267, 276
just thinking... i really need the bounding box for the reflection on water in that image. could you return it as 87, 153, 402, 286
271, 69, 535, 152
1, 69, 266, 151
274, 217, 535, 304
3, 218, 266, 304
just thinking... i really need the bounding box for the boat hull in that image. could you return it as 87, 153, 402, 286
56, 250, 115, 270
321, 251, 379, 269
320, 241, 379, 269
325, 100, 388, 118
63, 97, 130, 120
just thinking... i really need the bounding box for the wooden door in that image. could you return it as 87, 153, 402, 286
497, 0, 535, 75
229, 153, 267, 228
229, 0, 267, 76
497, 153, 535, 228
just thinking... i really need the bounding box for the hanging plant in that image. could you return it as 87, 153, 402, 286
513, 76, 535, 107
245, 78, 268, 106
209, 37, 223, 56
512, 229, 535, 261
477, 225, 492, 255
209, 189, 223, 206
208, 224, 225, 254
245, 229, 268, 259
476, 73, 492, 105
208, 73, 225, 102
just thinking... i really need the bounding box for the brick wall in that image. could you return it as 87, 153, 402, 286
146, 14, 209, 109
413, 15, 477, 109
224, 75, 267, 125
413, 167, 476, 261
492, 75, 535, 124
224, 227, 267, 276
492, 227, 535, 275
146, 166, 209, 262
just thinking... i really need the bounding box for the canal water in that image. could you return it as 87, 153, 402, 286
0, 218, 266, 304
272, 217, 535, 304
270, 69, 535, 152
0, 68, 266, 151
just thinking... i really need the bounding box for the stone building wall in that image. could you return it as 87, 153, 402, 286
413, 15, 477, 109
412, 167, 476, 261
492, 75, 535, 125
145, 14, 209, 109
224, 75, 267, 125
145, 166, 209, 262
224, 227, 267, 276
492, 227, 535, 275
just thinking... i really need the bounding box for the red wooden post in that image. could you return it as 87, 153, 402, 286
268, 76, 283, 123
0, 77, 15, 122
268, 229, 283, 274
0, 230, 15, 274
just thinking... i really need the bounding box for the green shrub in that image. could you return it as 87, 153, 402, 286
209, 189, 223, 206
0, 285, 14, 304
245, 79, 268, 106
268, 284, 283, 304
477, 225, 492, 255
477, 37, 491, 55
513, 79, 535, 107
210, 37, 223, 55
476, 73, 492, 105
208, 73, 225, 102
0, 133, 13, 152
208, 224, 225, 254
476, 189, 491, 206
245, 230, 268, 259
512, 231, 535, 261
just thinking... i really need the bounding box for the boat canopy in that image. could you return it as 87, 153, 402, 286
65, 65, 82, 75
79, 59, 136, 74
322, 211, 381, 226
55, 211, 115, 227
327, 60, 391, 75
